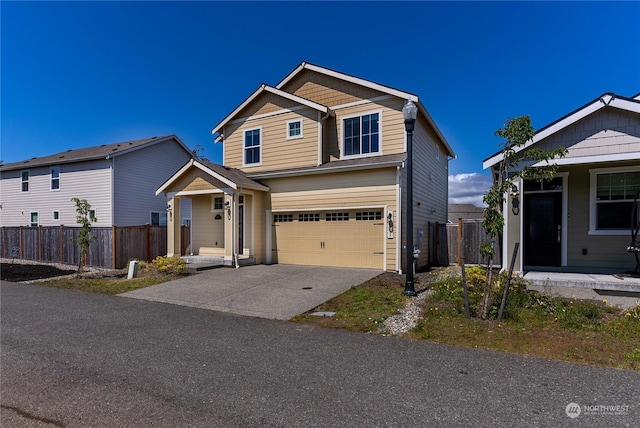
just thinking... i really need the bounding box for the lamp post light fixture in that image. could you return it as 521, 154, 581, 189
402, 99, 418, 297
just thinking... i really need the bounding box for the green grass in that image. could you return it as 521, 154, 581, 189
38, 275, 175, 295
293, 267, 640, 370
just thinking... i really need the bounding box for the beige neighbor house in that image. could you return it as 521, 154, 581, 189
157, 62, 455, 271
483, 92, 640, 275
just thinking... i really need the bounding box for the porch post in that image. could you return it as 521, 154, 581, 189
167, 196, 181, 256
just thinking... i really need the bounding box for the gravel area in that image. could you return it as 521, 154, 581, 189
379, 289, 434, 335
1, 258, 123, 282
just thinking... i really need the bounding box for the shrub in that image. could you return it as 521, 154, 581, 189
151, 255, 187, 275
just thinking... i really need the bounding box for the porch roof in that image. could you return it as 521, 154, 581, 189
156, 159, 269, 196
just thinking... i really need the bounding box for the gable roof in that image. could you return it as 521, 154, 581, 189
156, 158, 269, 195
277, 62, 455, 158
1, 135, 193, 172
210, 61, 455, 158
211, 84, 330, 141
483, 93, 640, 169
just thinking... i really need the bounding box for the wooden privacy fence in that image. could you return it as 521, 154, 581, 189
446, 219, 502, 267
0, 225, 191, 269
427, 222, 450, 266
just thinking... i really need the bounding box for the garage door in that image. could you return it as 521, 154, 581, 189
272, 210, 385, 269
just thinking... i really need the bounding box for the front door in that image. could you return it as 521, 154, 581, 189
524, 192, 562, 267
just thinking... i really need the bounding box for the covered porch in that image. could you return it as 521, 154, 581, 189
156, 159, 269, 267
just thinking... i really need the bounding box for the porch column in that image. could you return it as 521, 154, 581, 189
167, 196, 181, 257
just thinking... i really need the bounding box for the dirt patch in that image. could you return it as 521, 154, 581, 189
1, 263, 76, 282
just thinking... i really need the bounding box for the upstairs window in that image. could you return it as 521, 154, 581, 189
244, 128, 261, 166
21, 171, 29, 192
51, 166, 60, 190
343, 112, 380, 157
286, 120, 303, 139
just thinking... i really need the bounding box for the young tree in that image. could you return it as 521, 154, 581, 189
480, 116, 567, 318
71, 197, 97, 276
192, 144, 211, 163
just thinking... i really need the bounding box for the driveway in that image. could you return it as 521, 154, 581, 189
120, 264, 382, 320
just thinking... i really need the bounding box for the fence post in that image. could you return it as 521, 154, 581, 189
19, 226, 23, 259
146, 224, 151, 262
112, 226, 117, 269
457, 219, 463, 266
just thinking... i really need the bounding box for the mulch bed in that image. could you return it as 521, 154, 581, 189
1, 263, 76, 282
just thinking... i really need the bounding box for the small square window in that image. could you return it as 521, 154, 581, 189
52, 211, 59, 221
88, 210, 97, 222
287, 120, 303, 139
151, 212, 167, 226
213, 196, 224, 210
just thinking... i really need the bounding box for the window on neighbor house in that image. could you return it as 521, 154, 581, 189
30, 212, 38, 227
151, 212, 167, 226
21, 171, 29, 192
286, 120, 302, 139
52, 211, 59, 221
88, 210, 97, 222
51, 166, 60, 190
244, 128, 261, 165
592, 168, 640, 232
343, 112, 380, 157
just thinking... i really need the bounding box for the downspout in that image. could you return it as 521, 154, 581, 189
317, 110, 332, 166
396, 165, 402, 273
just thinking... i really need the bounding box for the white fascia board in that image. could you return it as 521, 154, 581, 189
192, 160, 238, 190
610, 97, 640, 114
417, 101, 456, 158
483, 98, 608, 170
276, 62, 418, 102
156, 159, 195, 195
211, 85, 266, 136
263, 86, 328, 113
533, 152, 640, 167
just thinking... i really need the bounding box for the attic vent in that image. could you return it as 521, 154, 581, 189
112, 148, 118, 151
59, 156, 65, 159
32, 157, 36, 159
152, 136, 157, 139
129, 142, 133, 145
67, 149, 72, 152
101, 144, 106, 147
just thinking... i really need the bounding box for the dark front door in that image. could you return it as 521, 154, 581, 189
524, 192, 562, 267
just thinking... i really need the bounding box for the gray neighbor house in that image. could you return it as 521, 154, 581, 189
483, 92, 640, 275
0, 135, 194, 228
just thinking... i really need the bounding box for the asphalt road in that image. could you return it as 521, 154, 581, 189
1, 281, 639, 427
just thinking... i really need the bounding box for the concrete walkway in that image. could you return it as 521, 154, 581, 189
524, 271, 640, 309
120, 264, 382, 320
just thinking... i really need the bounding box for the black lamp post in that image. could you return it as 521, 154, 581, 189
403, 99, 418, 297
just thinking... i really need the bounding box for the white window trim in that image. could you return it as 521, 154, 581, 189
50, 166, 60, 191
211, 195, 224, 212
340, 109, 383, 159
286, 119, 303, 140
243, 126, 263, 167
52, 211, 60, 221
150, 211, 168, 226
30, 211, 39, 227
21, 170, 30, 193
589, 165, 640, 235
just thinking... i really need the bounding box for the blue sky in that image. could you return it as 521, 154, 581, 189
2, 1, 639, 205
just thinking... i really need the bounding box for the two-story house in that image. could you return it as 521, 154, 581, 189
157, 62, 455, 271
0, 135, 194, 228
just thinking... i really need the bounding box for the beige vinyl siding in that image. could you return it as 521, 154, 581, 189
190, 195, 224, 254
223, 108, 320, 172
164, 167, 230, 193
536, 108, 640, 160
264, 168, 398, 270
113, 138, 193, 226
0, 159, 113, 227
281, 69, 385, 108
250, 192, 267, 264
564, 164, 635, 271
331, 97, 406, 161
398, 115, 449, 268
